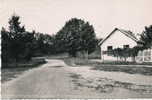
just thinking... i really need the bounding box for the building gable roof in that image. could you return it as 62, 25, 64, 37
99, 28, 138, 45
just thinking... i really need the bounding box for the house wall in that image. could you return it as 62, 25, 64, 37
100, 30, 137, 61
101, 30, 137, 51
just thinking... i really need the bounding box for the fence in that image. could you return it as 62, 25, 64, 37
136, 48, 152, 62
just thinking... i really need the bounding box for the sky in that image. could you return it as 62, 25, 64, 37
0, 0, 152, 38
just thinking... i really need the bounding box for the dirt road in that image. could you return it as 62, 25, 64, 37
2, 59, 152, 99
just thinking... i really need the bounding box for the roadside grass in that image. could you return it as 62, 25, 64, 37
100, 61, 152, 65
61, 57, 152, 76
91, 64, 152, 76
2, 67, 33, 83
61, 57, 91, 66
1, 59, 46, 83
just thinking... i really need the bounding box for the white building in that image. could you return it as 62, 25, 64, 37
99, 28, 152, 62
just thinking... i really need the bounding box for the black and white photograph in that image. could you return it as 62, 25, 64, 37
1, 0, 152, 99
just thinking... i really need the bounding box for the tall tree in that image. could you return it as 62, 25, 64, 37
1, 27, 10, 65
80, 22, 97, 58
139, 25, 152, 49
21, 31, 35, 60
33, 32, 55, 55
8, 15, 26, 63
8, 15, 25, 37
56, 18, 97, 57
1, 14, 57, 68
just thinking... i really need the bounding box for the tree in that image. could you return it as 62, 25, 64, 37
112, 48, 124, 61
139, 25, 152, 49
56, 18, 97, 57
111, 47, 134, 62
1, 14, 57, 68
8, 15, 26, 64
130, 46, 141, 62
32, 32, 55, 56
80, 22, 97, 58
1, 27, 10, 66
21, 31, 35, 61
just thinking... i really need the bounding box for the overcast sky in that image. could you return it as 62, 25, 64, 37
0, 0, 152, 38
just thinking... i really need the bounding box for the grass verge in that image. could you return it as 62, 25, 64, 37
1, 60, 46, 83
61, 57, 152, 76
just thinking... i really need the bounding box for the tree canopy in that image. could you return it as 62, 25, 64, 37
1, 14, 55, 67
139, 25, 152, 49
55, 18, 97, 57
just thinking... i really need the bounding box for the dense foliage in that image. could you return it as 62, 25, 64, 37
139, 25, 152, 49
55, 18, 97, 57
109, 47, 141, 62
2, 14, 151, 66
1, 15, 55, 67
1, 15, 98, 67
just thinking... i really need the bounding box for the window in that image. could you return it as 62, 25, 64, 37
107, 46, 113, 51
123, 45, 129, 49
107, 46, 113, 56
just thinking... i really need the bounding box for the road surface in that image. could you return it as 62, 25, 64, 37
2, 59, 152, 99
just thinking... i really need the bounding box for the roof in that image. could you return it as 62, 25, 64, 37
99, 28, 138, 45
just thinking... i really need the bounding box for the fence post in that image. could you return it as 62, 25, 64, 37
142, 50, 144, 62
151, 47, 152, 62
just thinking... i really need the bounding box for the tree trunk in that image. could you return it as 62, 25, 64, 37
15, 58, 17, 67
117, 56, 118, 62
132, 56, 136, 62
86, 50, 88, 60
150, 46, 152, 62
15, 55, 18, 67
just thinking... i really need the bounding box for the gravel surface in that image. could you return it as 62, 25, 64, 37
2, 59, 152, 99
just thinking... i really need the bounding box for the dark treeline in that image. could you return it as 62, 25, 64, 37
1, 15, 57, 67
1, 15, 99, 67
2, 14, 151, 67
